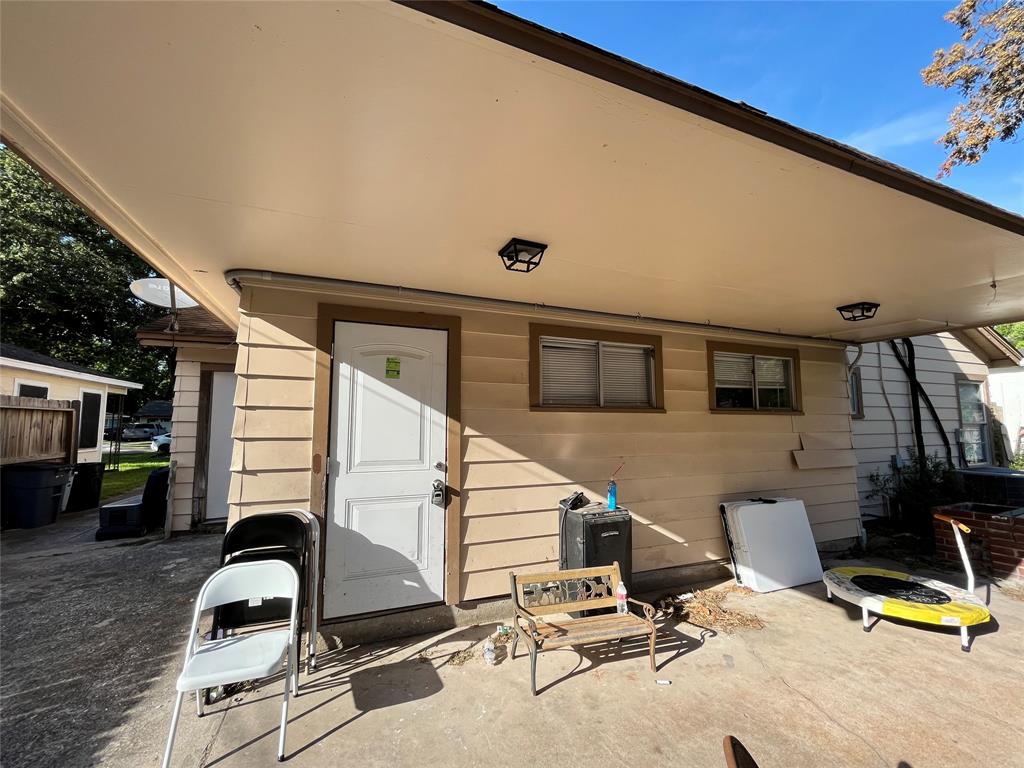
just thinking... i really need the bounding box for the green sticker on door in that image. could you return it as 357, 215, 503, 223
385, 356, 401, 379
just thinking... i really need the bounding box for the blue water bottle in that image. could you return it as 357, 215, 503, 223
607, 478, 617, 511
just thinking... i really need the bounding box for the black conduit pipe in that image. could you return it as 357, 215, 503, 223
888, 338, 954, 467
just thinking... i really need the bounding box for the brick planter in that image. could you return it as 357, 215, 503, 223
932, 502, 1024, 584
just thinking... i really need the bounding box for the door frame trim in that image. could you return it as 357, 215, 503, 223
313, 304, 462, 615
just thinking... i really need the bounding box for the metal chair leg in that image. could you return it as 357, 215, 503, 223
961, 626, 970, 653
278, 655, 291, 762
195, 690, 204, 718
529, 646, 538, 696
162, 691, 185, 768
862, 607, 871, 633
510, 630, 519, 660
648, 631, 657, 673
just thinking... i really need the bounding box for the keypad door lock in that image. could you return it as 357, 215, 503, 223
431, 479, 447, 508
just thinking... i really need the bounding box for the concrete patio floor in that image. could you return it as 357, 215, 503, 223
193, 562, 1022, 768
3, 517, 1021, 768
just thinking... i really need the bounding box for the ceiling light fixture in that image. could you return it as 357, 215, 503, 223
498, 238, 547, 273
836, 301, 880, 322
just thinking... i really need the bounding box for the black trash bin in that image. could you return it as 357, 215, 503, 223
66, 462, 106, 513
1, 463, 75, 529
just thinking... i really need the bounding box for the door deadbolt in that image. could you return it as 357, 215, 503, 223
431, 479, 446, 507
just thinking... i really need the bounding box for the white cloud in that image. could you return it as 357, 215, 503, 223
844, 108, 949, 156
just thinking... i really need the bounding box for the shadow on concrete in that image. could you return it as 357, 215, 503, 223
510, 618, 712, 695
204, 624, 498, 763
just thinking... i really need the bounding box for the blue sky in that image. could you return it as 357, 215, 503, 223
496, 1, 1023, 213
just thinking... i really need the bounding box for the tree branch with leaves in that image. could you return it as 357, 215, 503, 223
922, 0, 1023, 177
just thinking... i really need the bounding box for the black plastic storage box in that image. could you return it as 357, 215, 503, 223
1, 463, 74, 529
66, 462, 106, 512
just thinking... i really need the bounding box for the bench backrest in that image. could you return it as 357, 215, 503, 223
509, 562, 622, 617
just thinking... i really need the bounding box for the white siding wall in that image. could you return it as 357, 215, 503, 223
849, 333, 989, 516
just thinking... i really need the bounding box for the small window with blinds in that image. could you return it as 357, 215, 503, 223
707, 341, 801, 413
530, 324, 663, 411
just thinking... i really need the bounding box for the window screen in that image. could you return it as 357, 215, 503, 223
540, 336, 654, 408
79, 392, 102, 449
712, 350, 797, 411
17, 383, 49, 399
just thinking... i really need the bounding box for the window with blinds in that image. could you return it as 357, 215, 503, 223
957, 380, 989, 465
539, 336, 655, 408
709, 343, 799, 412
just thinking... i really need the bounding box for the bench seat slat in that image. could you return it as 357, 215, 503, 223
534, 614, 652, 650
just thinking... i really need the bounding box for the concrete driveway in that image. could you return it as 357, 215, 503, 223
2, 522, 1021, 768
0, 512, 223, 768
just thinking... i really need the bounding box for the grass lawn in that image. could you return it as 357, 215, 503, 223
101, 453, 170, 501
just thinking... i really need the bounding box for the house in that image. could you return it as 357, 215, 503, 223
132, 400, 173, 432
989, 365, 1024, 458
3, 2, 1022, 625
136, 308, 237, 527
0, 343, 141, 464
846, 330, 1023, 518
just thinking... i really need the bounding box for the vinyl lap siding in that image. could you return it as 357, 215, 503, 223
850, 333, 989, 516
460, 318, 857, 599
233, 286, 859, 602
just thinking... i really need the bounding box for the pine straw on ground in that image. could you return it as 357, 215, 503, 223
656, 584, 765, 633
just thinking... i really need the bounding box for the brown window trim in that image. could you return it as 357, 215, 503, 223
529, 323, 665, 412
706, 340, 803, 414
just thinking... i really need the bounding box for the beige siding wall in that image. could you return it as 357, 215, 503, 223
0, 368, 128, 463
168, 345, 238, 531
849, 333, 989, 516
232, 284, 859, 602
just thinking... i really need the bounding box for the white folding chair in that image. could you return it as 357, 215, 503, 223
162, 560, 300, 767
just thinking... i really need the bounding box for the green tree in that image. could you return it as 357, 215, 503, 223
995, 322, 1024, 350
922, 0, 1024, 177
1, 146, 171, 411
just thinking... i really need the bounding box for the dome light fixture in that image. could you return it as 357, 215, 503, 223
498, 238, 547, 273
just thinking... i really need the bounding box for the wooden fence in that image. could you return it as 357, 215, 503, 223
0, 395, 79, 466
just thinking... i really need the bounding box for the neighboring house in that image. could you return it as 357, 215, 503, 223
0, 343, 141, 464
133, 400, 173, 432
989, 365, 1024, 457
5, 3, 1023, 626
847, 330, 1023, 518
136, 307, 237, 528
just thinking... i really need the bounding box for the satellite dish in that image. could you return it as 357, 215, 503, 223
130, 278, 198, 309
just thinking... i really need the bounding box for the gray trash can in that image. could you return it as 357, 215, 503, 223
1, 463, 75, 529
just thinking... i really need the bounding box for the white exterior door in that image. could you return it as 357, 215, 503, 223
204, 372, 235, 521
325, 321, 448, 618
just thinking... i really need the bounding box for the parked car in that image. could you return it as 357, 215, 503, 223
150, 433, 172, 454
122, 422, 166, 441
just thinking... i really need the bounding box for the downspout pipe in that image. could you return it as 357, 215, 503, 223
889, 338, 954, 467
224, 269, 848, 348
